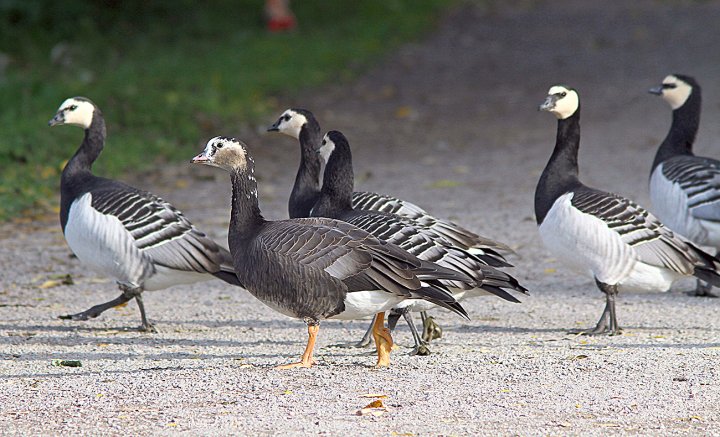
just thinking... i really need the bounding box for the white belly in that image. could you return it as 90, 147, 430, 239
331, 290, 405, 320
65, 193, 150, 287
539, 193, 679, 292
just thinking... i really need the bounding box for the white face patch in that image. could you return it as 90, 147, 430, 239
318, 134, 336, 164
660, 75, 692, 110
543, 86, 579, 120
54, 98, 95, 128
275, 109, 307, 139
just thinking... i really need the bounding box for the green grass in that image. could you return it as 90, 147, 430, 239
0, 0, 448, 221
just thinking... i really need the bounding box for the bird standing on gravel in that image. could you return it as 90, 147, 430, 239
535, 85, 720, 335
191, 136, 472, 368
268, 108, 514, 343
311, 130, 527, 355
648, 74, 720, 297
48, 97, 243, 331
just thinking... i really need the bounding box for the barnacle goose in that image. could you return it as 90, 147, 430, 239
268, 108, 514, 340
313, 130, 527, 355
267, 108, 512, 261
191, 136, 472, 368
648, 74, 720, 297
48, 97, 242, 331
536, 85, 720, 335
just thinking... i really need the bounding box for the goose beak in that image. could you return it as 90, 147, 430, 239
538, 95, 558, 112
48, 112, 64, 127
267, 120, 280, 132
191, 152, 210, 164
648, 85, 664, 96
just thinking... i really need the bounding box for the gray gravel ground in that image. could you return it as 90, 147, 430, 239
3, 1, 720, 435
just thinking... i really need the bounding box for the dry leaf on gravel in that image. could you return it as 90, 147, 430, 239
358, 399, 388, 416
39, 274, 73, 289
360, 393, 388, 399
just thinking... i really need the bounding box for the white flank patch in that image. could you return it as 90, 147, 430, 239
330, 290, 404, 320
143, 265, 209, 291
65, 193, 149, 287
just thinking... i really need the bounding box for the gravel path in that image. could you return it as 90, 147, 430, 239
3, 1, 720, 435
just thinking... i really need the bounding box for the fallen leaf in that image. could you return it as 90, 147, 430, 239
391, 432, 414, 436
569, 354, 589, 361
360, 393, 388, 399
39, 274, 73, 289
51, 359, 82, 367
543, 268, 556, 274
282, 390, 293, 395
358, 399, 388, 416
394, 106, 413, 119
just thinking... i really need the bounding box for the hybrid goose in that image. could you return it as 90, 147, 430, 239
191, 136, 472, 368
648, 74, 720, 297
312, 130, 527, 355
48, 97, 243, 331
268, 108, 514, 340
535, 85, 720, 335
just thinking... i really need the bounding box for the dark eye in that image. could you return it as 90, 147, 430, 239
559, 92, 567, 97
69, 105, 77, 111
662, 83, 677, 89
216, 142, 224, 149
283, 115, 291, 121
321, 139, 326, 145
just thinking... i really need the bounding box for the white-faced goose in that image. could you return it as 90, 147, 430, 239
648, 74, 720, 297
536, 85, 720, 335
313, 130, 528, 355
267, 108, 512, 264
191, 136, 472, 368
268, 108, 515, 339
48, 97, 243, 332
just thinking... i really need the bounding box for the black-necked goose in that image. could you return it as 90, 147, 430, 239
536, 85, 720, 335
313, 130, 527, 355
267, 108, 512, 265
268, 108, 514, 339
48, 97, 242, 331
191, 136, 472, 368
648, 74, 720, 297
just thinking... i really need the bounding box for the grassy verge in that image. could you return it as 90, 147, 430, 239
0, 0, 448, 221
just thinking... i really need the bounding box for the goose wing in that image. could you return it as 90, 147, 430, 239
571, 188, 700, 274
351, 190, 512, 264
663, 156, 720, 222
90, 182, 230, 274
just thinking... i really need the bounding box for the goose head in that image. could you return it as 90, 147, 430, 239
539, 85, 579, 120
192, 136, 251, 172
648, 74, 696, 110
48, 97, 97, 129
267, 108, 309, 139
317, 131, 341, 163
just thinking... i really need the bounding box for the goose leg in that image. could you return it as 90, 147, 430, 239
387, 308, 431, 355
277, 323, 319, 369
372, 312, 394, 368
421, 311, 442, 342
58, 283, 151, 330
569, 280, 621, 336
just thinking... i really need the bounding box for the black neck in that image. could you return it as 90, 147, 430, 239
288, 121, 322, 218
62, 114, 106, 180
535, 110, 583, 224
60, 112, 106, 230
313, 142, 355, 218
651, 90, 701, 171
229, 168, 266, 243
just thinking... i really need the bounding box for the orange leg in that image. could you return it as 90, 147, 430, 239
277, 324, 319, 369
372, 312, 394, 367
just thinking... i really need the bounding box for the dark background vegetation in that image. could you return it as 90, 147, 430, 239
0, 0, 447, 221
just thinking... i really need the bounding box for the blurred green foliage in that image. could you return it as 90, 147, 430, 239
0, 0, 447, 221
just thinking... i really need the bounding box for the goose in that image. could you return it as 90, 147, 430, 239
48, 97, 243, 332
535, 85, 720, 335
312, 130, 528, 355
191, 136, 472, 368
648, 74, 720, 297
268, 108, 514, 340
267, 108, 512, 262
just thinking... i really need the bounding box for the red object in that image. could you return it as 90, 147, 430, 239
267, 15, 297, 32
